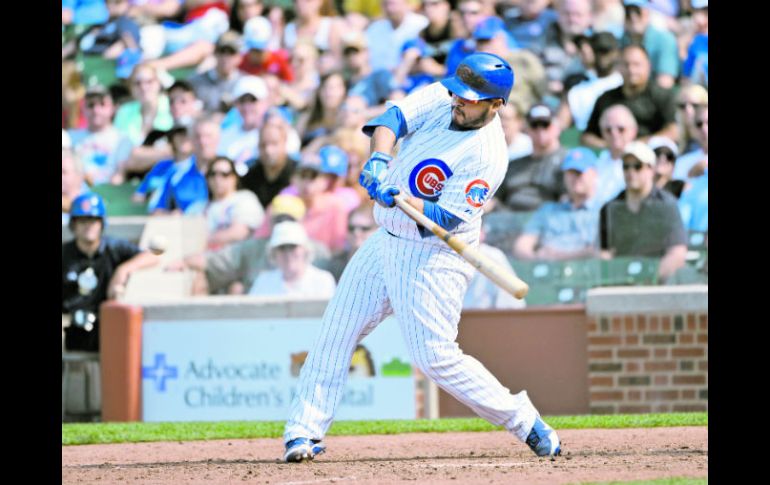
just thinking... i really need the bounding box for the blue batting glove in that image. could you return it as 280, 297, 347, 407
374, 185, 400, 208
359, 151, 392, 193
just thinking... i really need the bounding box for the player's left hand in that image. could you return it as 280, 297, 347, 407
359, 151, 392, 193
374, 184, 400, 208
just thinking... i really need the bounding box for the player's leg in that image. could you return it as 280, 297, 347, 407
283, 229, 392, 460
385, 238, 559, 456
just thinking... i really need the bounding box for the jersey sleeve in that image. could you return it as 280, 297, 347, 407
387, 81, 451, 135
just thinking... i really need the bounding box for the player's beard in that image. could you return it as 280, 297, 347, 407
451, 105, 495, 130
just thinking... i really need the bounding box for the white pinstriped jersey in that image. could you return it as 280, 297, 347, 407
373, 82, 509, 246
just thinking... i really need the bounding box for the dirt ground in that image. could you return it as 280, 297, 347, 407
62, 426, 707, 484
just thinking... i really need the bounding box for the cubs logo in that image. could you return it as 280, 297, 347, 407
465, 179, 490, 208
409, 159, 453, 202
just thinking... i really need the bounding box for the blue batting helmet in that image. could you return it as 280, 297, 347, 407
440, 52, 514, 104
70, 193, 107, 221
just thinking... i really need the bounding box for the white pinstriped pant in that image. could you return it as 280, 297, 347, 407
284, 228, 538, 443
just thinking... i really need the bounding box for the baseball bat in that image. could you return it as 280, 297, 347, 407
392, 193, 529, 299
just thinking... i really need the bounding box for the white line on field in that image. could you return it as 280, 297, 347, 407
418, 462, 532, 469
277, 476, 358, 485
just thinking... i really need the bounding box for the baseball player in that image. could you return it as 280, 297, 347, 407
283, 52, 561, 462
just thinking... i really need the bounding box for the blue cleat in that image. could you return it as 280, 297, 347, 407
283, 438, 327, 463
526, 415, 561, 457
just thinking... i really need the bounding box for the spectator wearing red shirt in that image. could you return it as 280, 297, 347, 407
238, 16, 294, 82
287, 152, 348, 255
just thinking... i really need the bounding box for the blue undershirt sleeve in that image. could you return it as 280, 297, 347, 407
420, 200, 462, 237
362, 106, 408, 139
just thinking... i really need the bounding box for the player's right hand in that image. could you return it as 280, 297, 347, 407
359, 151, 392, 193
373, 184, 400, 208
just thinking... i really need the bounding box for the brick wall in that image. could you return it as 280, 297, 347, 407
586, 287, 708, 414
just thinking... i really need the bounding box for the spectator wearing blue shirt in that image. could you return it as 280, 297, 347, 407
364, 0, 428, 72
77, 0, 142, 81
444, 0, 488, 76
513, 147, 601, 261
678, 169, 707, 232
473, 16, 545, 110
134, 125, 208, 214
682, 1, 708, 87
62, 0, 109, 26
501, 0, 559, 55
620, 0, 679, 89
342, 32, 398, 108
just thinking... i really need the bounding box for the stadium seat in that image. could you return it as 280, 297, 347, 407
599, 257, 660, 286
78, 55, 118, 88
484, 210, 535, 253
169, 67, 197, 82
91, 181, 148, 216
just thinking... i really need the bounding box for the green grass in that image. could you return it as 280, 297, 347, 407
63, 412, 706, 446
577, 479, 706, 485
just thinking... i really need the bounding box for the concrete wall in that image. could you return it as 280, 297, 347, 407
438, 305, 590, 417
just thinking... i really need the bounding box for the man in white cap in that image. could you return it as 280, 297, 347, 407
217, 75, 270, 172
599, 141, 687, 282
648, 135, 683, 198
248, 221, 336, 299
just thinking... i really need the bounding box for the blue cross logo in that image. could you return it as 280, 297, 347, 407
142, 353, 178, 392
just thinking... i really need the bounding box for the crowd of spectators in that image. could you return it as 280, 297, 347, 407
62, 0, 708, 314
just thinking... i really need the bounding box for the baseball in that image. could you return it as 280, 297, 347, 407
149, 235, 168, 255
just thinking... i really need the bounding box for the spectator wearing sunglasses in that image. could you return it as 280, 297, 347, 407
599, 141, 687, 282
672, 107, 707, 183
582, 44, 677, 148
284, 152, 349, 254
675, 84, 707, 155
166, 194, 331, 295
200, 157, 265, 250
497, 103, 567, 212
318, 203, 378, 282
619, 0, 679, 89
648, 136, 683, 198
514, 147, 601, 261
593, 104, 638, 207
